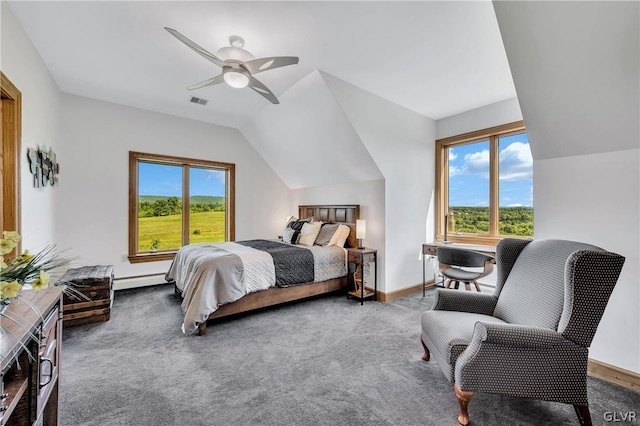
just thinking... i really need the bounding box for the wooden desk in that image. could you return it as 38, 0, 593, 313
422, 242, 496, 296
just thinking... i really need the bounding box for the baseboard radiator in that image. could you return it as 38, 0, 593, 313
113, 273, 168, 290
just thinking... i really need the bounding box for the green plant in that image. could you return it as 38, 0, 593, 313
1, 231, 71, 301
193, 229, 201, 235
150, 238, 160, 251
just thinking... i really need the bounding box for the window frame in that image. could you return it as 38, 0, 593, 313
128, 151, 235, 263
435, 120, 529, 246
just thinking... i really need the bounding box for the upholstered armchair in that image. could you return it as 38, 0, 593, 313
420, 238, 625, 425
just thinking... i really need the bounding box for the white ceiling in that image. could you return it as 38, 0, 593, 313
8, 1, 516, 129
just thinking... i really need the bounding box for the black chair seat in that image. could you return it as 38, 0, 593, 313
442, 267, 483, 281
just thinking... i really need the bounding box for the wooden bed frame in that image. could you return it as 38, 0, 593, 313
175, 204, 360, 335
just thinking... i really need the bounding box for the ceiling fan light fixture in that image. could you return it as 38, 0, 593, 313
223, 67, 250, 89
166, 28, 298, 104
217, 46, 255, 62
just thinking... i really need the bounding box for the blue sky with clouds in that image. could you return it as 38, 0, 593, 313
448, 132, 533, 207
139, 163, 226, 197
138, 136, 531, 205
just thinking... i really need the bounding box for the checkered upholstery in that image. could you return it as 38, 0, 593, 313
422, 310, 505, 381
432, 289, 498, 316
421, 238, 625, 407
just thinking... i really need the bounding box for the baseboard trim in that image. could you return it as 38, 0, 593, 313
587, 358, 640, 391
372, 281, 435, 303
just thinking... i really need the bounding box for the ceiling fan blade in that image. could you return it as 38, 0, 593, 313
248, 77, 279, 104
187, 75, 224, 90
164, 27, 225, 68
243, 56, 299, 75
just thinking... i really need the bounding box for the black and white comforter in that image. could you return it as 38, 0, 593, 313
165, 240, 347, 334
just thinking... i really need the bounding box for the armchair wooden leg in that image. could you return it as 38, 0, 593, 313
473, 280, 481, 292
573, 404, 593, 426
420, 336, 430, 361
454, 384, 473, 426
464, 281, 471, 291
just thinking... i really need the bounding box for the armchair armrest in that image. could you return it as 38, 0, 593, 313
455, 322, 589, 403
432, 289, 498, 315
473, 322, 565, 349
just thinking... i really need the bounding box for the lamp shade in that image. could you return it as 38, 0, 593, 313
356, 220, 367, 239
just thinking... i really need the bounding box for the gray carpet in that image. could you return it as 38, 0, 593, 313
60, 286, 638, 426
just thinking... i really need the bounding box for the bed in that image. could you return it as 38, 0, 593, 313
166, 204, 360, 335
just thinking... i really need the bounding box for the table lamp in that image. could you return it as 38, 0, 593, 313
356, 219, 366, 249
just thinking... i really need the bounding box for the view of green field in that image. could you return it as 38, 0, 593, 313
448, 206, 533, 237
138, 211, 226, 251
137, 198, 531, 250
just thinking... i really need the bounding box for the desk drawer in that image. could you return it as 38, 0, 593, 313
423, 245, 438, 255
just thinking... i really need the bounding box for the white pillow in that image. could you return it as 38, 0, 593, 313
327, 224, 351, 247
298, 222, 323, 246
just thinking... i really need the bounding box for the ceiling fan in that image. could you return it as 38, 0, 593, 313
165, 27, 299, 104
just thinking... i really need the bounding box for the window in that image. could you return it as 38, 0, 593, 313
128, 151, 235, 263
435, 121, 533, 245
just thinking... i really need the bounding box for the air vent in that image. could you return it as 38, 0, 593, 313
189, 96, 208, 105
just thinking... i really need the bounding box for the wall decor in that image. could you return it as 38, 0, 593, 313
27, 145, 59, 188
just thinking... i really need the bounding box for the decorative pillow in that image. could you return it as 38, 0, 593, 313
292, 217, 312, 230
282, 226, 300, 244
314, 223, 340, 246
327, 224, 351, 248
282, 217, 312, 243
298, 222, 323, 246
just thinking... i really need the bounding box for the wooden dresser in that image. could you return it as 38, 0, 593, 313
1, 287, 62, 426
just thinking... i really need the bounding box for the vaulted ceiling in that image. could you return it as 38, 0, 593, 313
8, 1, 516, 129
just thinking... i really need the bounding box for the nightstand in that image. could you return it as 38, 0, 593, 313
347, 247, 377, 305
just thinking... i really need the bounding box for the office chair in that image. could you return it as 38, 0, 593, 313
436, 246, 494, 292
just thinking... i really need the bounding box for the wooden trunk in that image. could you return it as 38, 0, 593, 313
58, 265, 114, 327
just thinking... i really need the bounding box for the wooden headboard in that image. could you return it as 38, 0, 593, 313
298, 205, 360, 248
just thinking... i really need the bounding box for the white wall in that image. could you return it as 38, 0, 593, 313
322, 72, 436, 293
535, 150, 639, 372
290, 179, 385, 290
1, 3, 61, 249
494, 1, 640, 373
436, 97, 522, 140
56, 94, 291, 282
494, 1, 638, 161
240, 70, 383, 189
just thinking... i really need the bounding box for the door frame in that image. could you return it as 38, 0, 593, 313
1, 71, 22, 252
